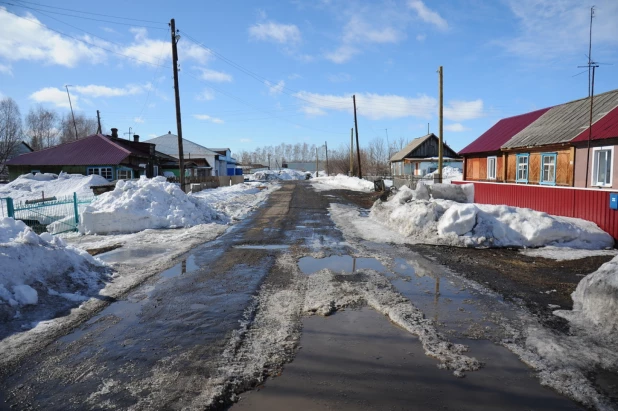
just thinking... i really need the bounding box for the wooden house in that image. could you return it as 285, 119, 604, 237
390, 133, 461, 177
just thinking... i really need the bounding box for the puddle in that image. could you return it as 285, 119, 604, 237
160, 255, 199, 278
298, 255, 387, 275
234, 244, 290, 250
97, 247, 168, 264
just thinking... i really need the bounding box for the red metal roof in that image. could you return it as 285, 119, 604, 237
459, 107, 552, 155
6, 134, 148, 166
571, 104, 618, 143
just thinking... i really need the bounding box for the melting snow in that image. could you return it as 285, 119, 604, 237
311, 174, 375, 192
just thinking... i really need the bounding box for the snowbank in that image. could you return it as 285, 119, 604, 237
0, 217, 108, 310
190, 182, 276, 221
424, 166, 463, 182
79, 176, 218, 235
252, 169, 308, 181
0, 172, 108, 203
555, 256, 618, 336
311, 174, 375, 192
371, 185, 613, 249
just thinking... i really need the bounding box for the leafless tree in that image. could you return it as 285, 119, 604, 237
0, 97, 23, 178
26, 105, 59, 150
59, 113, 98, 143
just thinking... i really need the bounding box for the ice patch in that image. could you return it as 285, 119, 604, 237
12, 285, 38, 305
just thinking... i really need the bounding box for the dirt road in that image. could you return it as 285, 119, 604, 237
0, 181, 602, 410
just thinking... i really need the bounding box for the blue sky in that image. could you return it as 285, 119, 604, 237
1, 0, 617, 156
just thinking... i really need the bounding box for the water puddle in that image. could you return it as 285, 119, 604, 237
298, 255, 387, 275
97, 247, 168, 264
160, 255, 199, 278
234, 244, 290, 250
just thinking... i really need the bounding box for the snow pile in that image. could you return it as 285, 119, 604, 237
424, 166, 463, 181
555, 256, 618, 336
370, 185, 613, 249
0, 217, 108, 309
79, 176, 218, 234
311, 174, 375, 192
252, 169, 308, 181
191, 183, 276, 221
0, 172, 108, 203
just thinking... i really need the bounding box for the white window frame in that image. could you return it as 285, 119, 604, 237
540, 153, 557, 186
116, 169, 133, 180
516, 154, 529, 183
87, 166, 113, 181
487, 156, 497, 180
591, 146, 614, 187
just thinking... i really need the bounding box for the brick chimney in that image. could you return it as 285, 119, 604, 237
111, 128, 118, 138
133, 134, 140, 143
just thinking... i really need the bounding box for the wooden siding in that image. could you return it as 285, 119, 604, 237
463, 154, 504, 182
504, 147, 573, 186
411, 137, 458, 158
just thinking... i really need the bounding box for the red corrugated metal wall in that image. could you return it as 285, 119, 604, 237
453, 182, 618, 241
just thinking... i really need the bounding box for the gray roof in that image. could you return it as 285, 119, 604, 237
390, 134, 433, 161
144, 133, 220, 158
502, 89, 618, 149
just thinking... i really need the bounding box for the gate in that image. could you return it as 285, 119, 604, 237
5, 193, 94, 234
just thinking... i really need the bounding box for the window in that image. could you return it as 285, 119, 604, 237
516, 154, 529, 183
487, 156, 497, 180
592, 147, 613, 187
153, 165, 159, 176
540, 153, 557, 185
87, 167, 113, 181
117, 169, 132, 180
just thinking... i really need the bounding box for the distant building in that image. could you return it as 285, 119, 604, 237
390, 133, 461, 177
1, 141, 33, 182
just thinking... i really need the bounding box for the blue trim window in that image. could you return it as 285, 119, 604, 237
87, 166, 113, 181
516, 154, 529, 183
116, 168, 133, 180
540, 153, 557, 185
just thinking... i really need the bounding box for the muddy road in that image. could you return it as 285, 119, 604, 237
0, 181, 603, 410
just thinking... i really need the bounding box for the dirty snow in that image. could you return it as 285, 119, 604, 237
79, 176, 219, 234
0, 217, 109, 313
190, 182, 275, 221
520, 247, 618, 261
0, 172, 108, 203
251, 169, 308, 181
370, 184, 613, 249
311, 174, 375, 192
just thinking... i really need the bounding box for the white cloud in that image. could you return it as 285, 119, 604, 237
324, 44, 359, 64
240, 138, 252, 143
0, 63, 12, 76
444, 123, 469, 132
199, 68, 233, 83
73, 83, 149, 98
0, 8, 106, 67
101, 27, 118, 34
444, 99, 484, 121
266, 79, 285, 95
408, 0, 448, 31
327, 72, 351, 83
121, 28, 210, 66
196, 88, 215, 101
134, 117, 145, 123
499, 0, 618, 60
29, 87, 78, 109
288, 73, 302, 80
249, 21, 302, 44
193, 114, 224, 124
294, 91, 437, 120
416, 34, 426, 42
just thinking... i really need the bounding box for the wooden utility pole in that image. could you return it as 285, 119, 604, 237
438, 66, 444, 183
170, 18, 185, 190
65, 85, 78, 141
315, 147, 319, 177
96, 110, 102, 134
325, 141, 329, 176
268, 154, 271, 170
353, 95, 362, 179
584, 65, 597, 188
349, 128, 354, 176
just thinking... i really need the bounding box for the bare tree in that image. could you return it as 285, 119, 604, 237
26, 105, 59, 150
0, 97, 23, 178
59, 113, 98, 143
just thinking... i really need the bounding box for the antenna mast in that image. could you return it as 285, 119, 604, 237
588, 6, 595, 97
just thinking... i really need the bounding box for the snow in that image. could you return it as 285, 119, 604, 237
251, 169, 308, 181
555, 256, 618, 336
311, 174, 375, 192
0, 217, 108, 310
79, 176, 219, 234
370, 184, 613, 249
423, 166, 463, 182
0, 172, 108, 203
190, 182, 274, 221
519, 247, 618, 261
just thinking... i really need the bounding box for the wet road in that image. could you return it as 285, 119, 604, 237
0, 181, 583, 410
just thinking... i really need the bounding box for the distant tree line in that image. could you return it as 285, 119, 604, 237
0, 96, 101, 176
235, 136, 409, 176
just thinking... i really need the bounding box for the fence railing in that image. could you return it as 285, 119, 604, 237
3, 193, 94, 234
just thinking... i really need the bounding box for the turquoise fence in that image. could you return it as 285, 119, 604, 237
2, 193, 94, 234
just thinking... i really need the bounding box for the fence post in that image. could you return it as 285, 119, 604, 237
6, 197, 14, 218
73, 192, 79, 226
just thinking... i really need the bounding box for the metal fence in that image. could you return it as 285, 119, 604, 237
3, 193, 95, 234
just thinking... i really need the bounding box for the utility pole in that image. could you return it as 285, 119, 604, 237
349, 128, 354, 176
268, 154, 271, 170
438, 66, 444, 183
170, 18, 185, 190
65, 85, 78, 141
588, 6, 595, 97
353, 95, 362, 179
584, 65, 597, 188
315, 147, 319, 177
96, 110, 102, 134
325, 141, 329, 176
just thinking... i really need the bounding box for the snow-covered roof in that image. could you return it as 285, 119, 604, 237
144, 133, 219, 159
